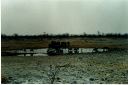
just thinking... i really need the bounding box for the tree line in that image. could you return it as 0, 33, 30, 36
1, 32, 128, 40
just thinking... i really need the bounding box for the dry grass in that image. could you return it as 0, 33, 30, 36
2, 38, 128, 51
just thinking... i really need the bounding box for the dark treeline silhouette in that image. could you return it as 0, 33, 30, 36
1, 32, 128, 40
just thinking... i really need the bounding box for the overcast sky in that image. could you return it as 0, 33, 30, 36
1, 0, 128, 35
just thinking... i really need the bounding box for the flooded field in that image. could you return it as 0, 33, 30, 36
1, 50, 128, 84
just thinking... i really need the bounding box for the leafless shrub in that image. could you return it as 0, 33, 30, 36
47, 63, 70, 84
47, 65, 60, 84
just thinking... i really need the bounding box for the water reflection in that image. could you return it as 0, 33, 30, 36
18, 48, 105, 56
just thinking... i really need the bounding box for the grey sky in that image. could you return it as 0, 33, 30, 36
1, 0, 128, 35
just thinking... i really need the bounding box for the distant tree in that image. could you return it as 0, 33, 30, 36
97, 31, 101, 36
12, 33, 19, 39
83, 32, 87, 37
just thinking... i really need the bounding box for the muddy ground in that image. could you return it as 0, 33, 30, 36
1, 51, 128, 84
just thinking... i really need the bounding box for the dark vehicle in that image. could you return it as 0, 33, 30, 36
47, 41, 70, 55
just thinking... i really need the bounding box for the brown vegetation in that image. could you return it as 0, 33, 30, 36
1, 37, 128, 51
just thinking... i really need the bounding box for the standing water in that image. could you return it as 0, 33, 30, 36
18, 48, 105, 56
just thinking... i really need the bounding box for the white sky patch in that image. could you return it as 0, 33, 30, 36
1, 0, 128, 35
